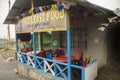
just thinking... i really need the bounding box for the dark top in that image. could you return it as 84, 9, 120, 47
21, 48, 28, 53
54, 49, 65, 57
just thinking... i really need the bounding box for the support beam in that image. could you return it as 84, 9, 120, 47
15, 34, 18, 52
8, 0, 11, 47
32, 32, 37, 69
38, 33, 41, 51
67, 28, 71, 80
15, 33, 18, 61
66, 10, 71, 80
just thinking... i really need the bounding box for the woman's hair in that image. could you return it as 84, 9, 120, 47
59, 45, 63, 48
23, 45, 26, 48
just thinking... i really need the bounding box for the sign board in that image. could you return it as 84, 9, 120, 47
16, 9, 67, 33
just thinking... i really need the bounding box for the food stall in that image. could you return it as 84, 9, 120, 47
15, 3, 98, 80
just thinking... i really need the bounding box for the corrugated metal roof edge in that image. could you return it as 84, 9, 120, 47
4, 0, 116, 24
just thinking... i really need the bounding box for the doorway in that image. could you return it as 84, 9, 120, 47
107, 23, 120, 63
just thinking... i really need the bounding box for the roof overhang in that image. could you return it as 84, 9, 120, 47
4, 0, 56, 24
4, 0, 116, 24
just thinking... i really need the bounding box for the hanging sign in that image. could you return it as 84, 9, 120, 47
16, 9, 67, 33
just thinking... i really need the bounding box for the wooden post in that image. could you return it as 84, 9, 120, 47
8, 0, 11, 47
32, 32, 37, 68
66, 11, 71, 80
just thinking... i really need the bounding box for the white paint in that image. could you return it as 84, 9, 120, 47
87, 0, 120, 10
94, 37, 99, 43
98, 26, 106, 31
114, 8, 120, 16
85, 60, 98, 80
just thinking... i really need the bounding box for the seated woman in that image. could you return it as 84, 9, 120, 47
54, 45, 65, 57
28, 47, 33, 52
21, 45, 28, 53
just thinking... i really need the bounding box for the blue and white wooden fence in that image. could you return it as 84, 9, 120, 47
17, 51, 88, 80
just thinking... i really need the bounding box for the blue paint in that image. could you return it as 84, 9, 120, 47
32, 32, 37, 69
36, 56, 68, 66
71, 64, 84, 70
36, 58, 44, 70
21, 53, 24, 64
54, 63, 57, 76
45, 52, 52, 59
18, 51, 90, 80
67, 28, 71, 80
55, 64, 67, 79
19, 52, 27, 65
81, 68, 85, 80
22, 53, 28, 65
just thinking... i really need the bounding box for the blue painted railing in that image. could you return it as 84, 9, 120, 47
17, 52, 87, 80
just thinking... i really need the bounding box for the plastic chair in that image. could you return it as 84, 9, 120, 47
37, 51, 45, 57
73, 50, 83, 65
72, 50, 83, 80
75, 50, 83, 60
45, 52, 52, 59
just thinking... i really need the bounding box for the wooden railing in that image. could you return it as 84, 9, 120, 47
17, 52, 97, 80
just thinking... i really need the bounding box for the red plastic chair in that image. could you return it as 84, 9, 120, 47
75, 50, 83, 60
73, 50, 83, 65
37, 51, 45, 57
72, 50, 83, 80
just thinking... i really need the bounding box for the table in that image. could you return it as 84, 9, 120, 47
52, 55, 75, 62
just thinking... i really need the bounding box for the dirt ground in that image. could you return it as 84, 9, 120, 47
1, 49, 15, 59
0, 47, 29, 80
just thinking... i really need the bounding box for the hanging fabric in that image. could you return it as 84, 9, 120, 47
18, 15, 23, 19
21, 13, 25, 18
62, 2, 71, 10
46, 5, 51, 10
39, 7, 43, 12
57, 3, 63, 11
15, 16, 19, 20
35, 7, 40, 13
51, 4, 57, 10
29, 7, 34, 14
24, 12, 29, 16
42, 6, 47, 11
